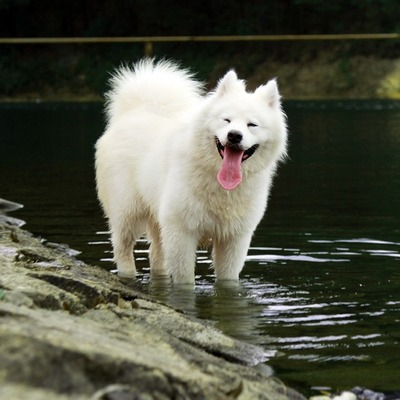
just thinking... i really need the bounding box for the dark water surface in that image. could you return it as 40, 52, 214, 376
1, 101, 400, 394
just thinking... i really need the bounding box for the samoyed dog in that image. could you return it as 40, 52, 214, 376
95, 59, 287, 284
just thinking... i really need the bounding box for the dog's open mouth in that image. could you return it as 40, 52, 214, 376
215, 137, 259, 191
215, 137, 259, 162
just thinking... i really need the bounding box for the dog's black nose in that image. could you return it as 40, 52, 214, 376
227, 130, 243, 144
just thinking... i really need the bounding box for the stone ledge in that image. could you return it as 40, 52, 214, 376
0, 220, 305, 400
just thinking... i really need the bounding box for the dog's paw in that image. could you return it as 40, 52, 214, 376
116, 262, 137, 278
117, 270, 136, 278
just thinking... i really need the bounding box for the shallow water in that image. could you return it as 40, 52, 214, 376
1, 100, 400, 394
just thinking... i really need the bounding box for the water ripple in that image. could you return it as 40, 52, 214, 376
246, 254, 349, 263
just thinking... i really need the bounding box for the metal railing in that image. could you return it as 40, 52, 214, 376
1, 33, 399, 56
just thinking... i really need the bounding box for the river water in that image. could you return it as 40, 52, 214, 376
1, 101, 399, 394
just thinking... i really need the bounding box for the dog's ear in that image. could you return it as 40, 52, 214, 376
255, 79, 281, 108
214, 70, 245, 97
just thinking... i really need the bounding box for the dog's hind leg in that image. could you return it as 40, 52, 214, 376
110, 214, 145, 278
147, 221, 167, 277
212, 232, 253, 280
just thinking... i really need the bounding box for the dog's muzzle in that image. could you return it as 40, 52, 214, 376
215, 137, 259, 161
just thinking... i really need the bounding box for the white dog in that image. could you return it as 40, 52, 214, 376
95, 59, 287, 284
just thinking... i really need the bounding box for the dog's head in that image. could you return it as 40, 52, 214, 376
203, 70, 287, 190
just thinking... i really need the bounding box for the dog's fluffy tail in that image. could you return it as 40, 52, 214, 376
105, 59, 203, 124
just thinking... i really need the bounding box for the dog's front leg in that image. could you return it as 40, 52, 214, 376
161, 227, 198, 284
212, 232, 253, 280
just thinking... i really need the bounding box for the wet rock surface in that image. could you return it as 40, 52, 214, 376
0, 219, 306, 400
310, 387, 400, 400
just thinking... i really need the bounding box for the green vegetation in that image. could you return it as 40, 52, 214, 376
0, 0, 399, 99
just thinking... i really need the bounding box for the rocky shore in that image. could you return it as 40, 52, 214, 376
0, 214, 305, 400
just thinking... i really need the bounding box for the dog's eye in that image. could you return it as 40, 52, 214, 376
223, 118, 231, 124
247, 122, 258, 128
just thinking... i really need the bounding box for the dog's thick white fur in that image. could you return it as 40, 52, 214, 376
95, 59, 287, 284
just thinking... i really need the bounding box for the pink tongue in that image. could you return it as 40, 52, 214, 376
217, 147, 244, 190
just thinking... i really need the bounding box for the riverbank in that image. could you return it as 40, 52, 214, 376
249, 55, 400, 100
0, 215, 305, 400
1, 51, 400, 102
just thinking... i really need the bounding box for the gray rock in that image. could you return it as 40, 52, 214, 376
0, 197, 23, 214
0, 221, 305, 400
